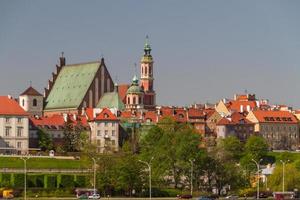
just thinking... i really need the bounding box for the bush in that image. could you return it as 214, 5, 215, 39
47, 175, 57, 188
60, 175, 74, 188
14, 174, 24, 187
75, 175, 86, 187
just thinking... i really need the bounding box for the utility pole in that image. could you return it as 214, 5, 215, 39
252, 158, 263, 199
139, 157, 154, 200
92, 157, 97, 194
280, 160, 289, 192
189, 159, 195, 196
20, 156, 30, 200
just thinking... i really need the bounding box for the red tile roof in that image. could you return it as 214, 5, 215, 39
188, 108, 205, 118
30, 114, 89, 128
228, 100, 257, 112
118, 84, 130, 103
252, 110, 298, 124
0, 96, 28, 116
217, 112, 253, 125
20, 86, 43, 96
94, 108, 118, 121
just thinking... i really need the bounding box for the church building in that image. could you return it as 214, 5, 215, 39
43, 55, 114, 116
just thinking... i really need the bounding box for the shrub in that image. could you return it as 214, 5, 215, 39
14, 174, 25, 187
75, 175, 86, 187
60, 175, 74, 188
47, 175, 57, 188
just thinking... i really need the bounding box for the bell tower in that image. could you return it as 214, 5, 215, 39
140, 36, 156, 110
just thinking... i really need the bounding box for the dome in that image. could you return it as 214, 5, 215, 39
126, 76, 144, 94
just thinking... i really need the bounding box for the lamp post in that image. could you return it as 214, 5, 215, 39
139, 157, 154, 200
252, 158, 263, 199
280, 160, 289, 192
189, 159, 195, 196
91, 157, 97, 194
20, 156, 30, 200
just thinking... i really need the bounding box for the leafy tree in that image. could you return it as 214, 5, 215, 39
139, 117, 201, 189
214, 136, 243, 162
245, 136, 268, 160
268, 163, 300, 191
63, 119, 88, 152
37, 128, 53, 151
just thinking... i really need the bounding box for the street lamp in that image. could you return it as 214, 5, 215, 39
20, 156, 30, 200
252, 158, 263, 199
91, 157, 97, 194
280, 160, 289, 192
139, 157, 154, 200
189, 159, 195, 196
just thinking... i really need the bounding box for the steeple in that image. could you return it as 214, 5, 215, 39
144, 35, 152, 55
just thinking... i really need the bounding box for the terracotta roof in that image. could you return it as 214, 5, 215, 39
144, 111, 157, 122
30, 115, 65, 127
217, 118, 231, 125
30, 114, 89, 128
94, 108, 118, 121
20, 86, 42, 96
217, 112, 253, 125
118, 84, 130, 103
228, 100, 257, 112
0, 96, 28, 116
188, 108, 205, 118
85, 108, 94, 120
252, 110, 298, 124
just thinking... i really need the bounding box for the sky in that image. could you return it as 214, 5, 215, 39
0, 0, 300, 108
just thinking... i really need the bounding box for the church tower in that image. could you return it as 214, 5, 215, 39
140, 36, 156, 110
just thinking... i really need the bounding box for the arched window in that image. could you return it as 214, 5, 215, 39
133, 97, 136, 105
22, 99, 25, 107
33, 99, 37, 107
149, 67, 152, 75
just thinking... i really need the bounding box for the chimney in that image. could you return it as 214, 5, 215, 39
73, 114, 77, 121
59, 52, 66, 67
240, 105, 244, 113
63, 113, 68, 122
246, 105, 251, 112
7, 95, 13, 99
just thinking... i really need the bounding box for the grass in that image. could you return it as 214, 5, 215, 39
0, 157, 89, 169
267, 151, 300, 163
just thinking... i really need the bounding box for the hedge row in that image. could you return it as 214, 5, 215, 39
0, 173, 90, 189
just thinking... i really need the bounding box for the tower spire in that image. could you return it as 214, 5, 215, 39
144, 35, 151, 55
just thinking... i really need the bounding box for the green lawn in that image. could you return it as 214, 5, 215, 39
267, 151, 300, 163
0, 157, 89, 169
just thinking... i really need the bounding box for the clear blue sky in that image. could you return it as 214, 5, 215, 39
1, 0, 300, 108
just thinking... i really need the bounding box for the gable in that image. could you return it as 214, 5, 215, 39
45, 62, 100, 110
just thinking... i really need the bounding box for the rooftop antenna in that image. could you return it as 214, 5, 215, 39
134, 62, 138, 75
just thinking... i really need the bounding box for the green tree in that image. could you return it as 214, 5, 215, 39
268, 163, 300, 191
140, 117, 201, 189
214, 136, 244, 162
63, 119, 87, 152
245, 135, 268, 160
37, 128, 53, 151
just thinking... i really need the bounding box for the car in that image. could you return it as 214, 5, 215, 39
78, 194, 88, 199
197, 196, 214, 200
177, 194, 193, 199
88, 193, 100, 199
225, 195, 238, 200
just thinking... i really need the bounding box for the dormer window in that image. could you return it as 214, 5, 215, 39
104, 113, 109, 118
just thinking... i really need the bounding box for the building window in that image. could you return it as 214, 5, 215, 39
5, 127, 11, 136
33, 99, 37, 107
17, 118, 22, 123
17, 142, 22, 149
133, 97, 136, 105
105, 130, 108, 136
97, 130, 101, 137
127, 97, 130, 104
112, 122, 115, 127
104, 122, 108, 127
5, 118, 10, 123
111, 140, 115, 145
22, 99, 25, 106
17, 127, 23, 137
112, 130, 115, 137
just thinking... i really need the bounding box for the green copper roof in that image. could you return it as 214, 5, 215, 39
126, 76, 143, 94
45, 62, 100, 110
96, 91, 125, 111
